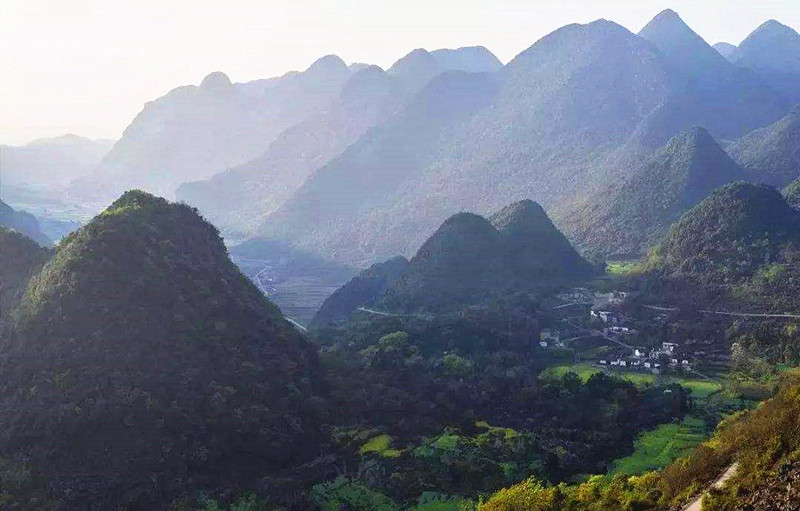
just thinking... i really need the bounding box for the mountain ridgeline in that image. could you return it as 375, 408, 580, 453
254, 10, 796, 267
314, 200, 594, 323
0, 191, 324, 509
561, 127, 745, 258
0, 200, 52, 247
728, 107, 800, 187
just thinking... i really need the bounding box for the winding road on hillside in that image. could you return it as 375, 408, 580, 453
643, 304, 800, 319
682, 463, 739, 511
356, 307, 398, 317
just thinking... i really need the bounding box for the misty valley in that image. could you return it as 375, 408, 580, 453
4, 5, 800, 511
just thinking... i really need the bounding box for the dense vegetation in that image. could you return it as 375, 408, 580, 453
313, 200, 594, 319
0, 191, 325, 509
0, 229, 51, 324
647, 182, 800, 304
311, 320, 690, 509
477, 371, 800, 511
562, 128, 743, 259
729, 107, 800, 187
312, 256, 409, 326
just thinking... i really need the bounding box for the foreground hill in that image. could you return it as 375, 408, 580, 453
0, 191, 323, 509
478, 373, 800, 511
561, 127, 744, 258
314, 200, 594, 320
261, 11, 793, 267
728, 107, 800, 187
0, 229, 50, 324
0, 200, 52, 246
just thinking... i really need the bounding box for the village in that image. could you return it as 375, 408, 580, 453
539, 287, 731, 378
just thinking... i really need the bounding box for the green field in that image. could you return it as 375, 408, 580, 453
541, 364, 722, 398
610, 416, 709, 475
605, 260, 642, 275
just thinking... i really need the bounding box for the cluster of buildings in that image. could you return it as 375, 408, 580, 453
599, 342, 694, 374
547, 287, 729, 376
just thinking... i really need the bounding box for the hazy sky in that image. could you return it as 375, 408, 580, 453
1, 0, 798, 145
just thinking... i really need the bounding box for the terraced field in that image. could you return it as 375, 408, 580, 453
610, 416, 709, 475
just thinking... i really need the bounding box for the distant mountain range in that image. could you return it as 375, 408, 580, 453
248, 10, 798, 267
176, 47, 503, 235
727, 20, 800, 104
12, 9, 800, 270
0, 134, 112, 187
64, 46, 503, 211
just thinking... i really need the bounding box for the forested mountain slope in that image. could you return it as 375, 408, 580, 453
260, 11, 791, 267
313, 199, 593, 318
728, 107, 800, 187
561, 127, 745, 258
0, 191, 324, 509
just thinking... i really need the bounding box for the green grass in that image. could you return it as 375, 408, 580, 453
359, 434, 402, 458
680, 379, 722, 399
606, 260, 642, 275
541, 364, 722, 397
542, 363, 605, 381
610, 416, 709, 475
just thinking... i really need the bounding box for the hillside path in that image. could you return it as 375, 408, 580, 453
356, 307, 398, 317
682, 463, 739, 511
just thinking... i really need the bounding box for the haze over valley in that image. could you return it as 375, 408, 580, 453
5, 2, 800, 510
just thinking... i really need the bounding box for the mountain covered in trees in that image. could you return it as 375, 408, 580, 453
314, 200, 594, 321
311, 256, 409, 327
257, 10, 794, 267
648, 182, 800, 312
0, 199, 52, 247
0, 229, 51, 324
783, 177, 800, 209
562, 127, 745, 258
0, 191, 324, 509
728, 107, 800, 187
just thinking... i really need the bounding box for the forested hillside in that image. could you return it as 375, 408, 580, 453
0, 191, 324, 509
561, 128, 744, 258
260, 11, 791, 267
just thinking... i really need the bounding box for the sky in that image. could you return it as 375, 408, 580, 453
1, 0, 799, 145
